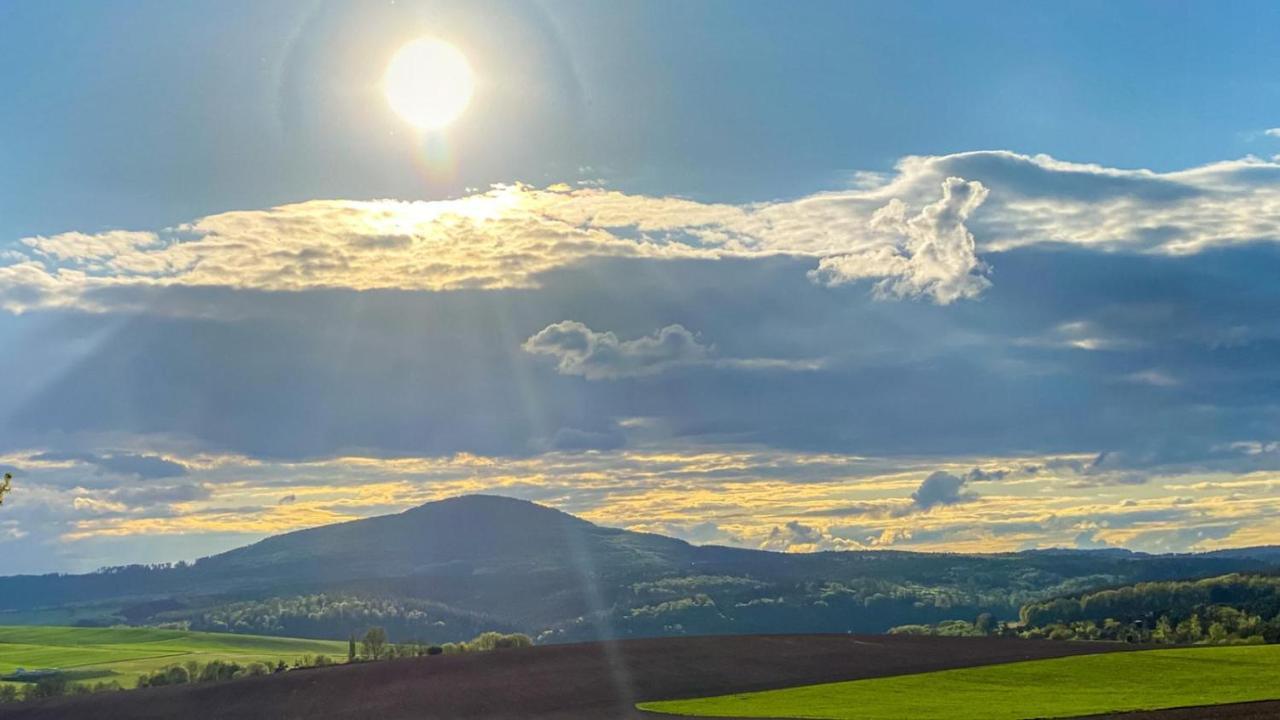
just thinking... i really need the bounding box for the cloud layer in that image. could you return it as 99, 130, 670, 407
7, 151, 1280, 314
4, 443, 1277, 573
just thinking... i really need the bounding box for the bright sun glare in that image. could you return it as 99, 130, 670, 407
383, 37, 474, 131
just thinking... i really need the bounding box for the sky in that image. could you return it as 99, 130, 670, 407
3, 0, 1280, 573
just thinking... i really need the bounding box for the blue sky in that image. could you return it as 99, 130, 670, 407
6, 0, 1280, 238
2, 0, 1280, 572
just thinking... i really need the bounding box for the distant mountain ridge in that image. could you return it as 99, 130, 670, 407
2, 494, 1277, 642
198, 494, 693, 582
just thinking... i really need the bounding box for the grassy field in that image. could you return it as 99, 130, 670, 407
639, 644, 1280, 720
0, 626, 347, 688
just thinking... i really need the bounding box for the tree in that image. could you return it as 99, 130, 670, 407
197, 659, 241, 682
362, 627, 388, 661
31, 674, 69, 699
973, 613, 994, 636
348, 633, 356, 662
165, 665, 191, 685
0, 473, 11, 506
1184, 613, 1203, 642
1153, 615, 1174, 643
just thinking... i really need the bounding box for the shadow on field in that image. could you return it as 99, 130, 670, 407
0, 634, 1133, 720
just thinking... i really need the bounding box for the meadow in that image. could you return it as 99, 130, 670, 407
639, 644, 1280, 720
0, 626, 347, 689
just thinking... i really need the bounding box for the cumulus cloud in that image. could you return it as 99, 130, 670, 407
522, 322, 712, 380
759, 520, 864, 552
1265, 128, 1280, 139
522, 321, 817, 380
809, 177, 990, 304
911, 470, 977, 510
1073, 529, 1113, 550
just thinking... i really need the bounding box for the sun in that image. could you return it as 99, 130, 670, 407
383, 38, 475, 131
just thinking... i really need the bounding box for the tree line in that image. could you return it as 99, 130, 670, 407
892, 573, 1280, 645
149, 593, 507, 642
0, 628, 533, 705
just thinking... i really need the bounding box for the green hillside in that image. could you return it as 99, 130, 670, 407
639, 645, 1280, 720
0, 626, 346, 689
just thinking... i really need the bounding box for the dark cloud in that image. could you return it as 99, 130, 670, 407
32, 451, 188, 479
964, 468, 1011, 483
3, 241, 1280, 474
110, 483, 211, 506
910, 471, 976, 510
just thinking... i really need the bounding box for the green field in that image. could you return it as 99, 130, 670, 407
0, 626, 347, 688
640, 645, 1280, 720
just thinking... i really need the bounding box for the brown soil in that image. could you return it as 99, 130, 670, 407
1079, 702, 1280, 720
0, 634, 1133, 720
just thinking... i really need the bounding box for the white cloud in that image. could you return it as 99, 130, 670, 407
6, 150, 1280, 314
523, 322, 712, 380
522, 321, 820, 379
809, 176, 990, 304
759, 520, 865, 552
1265, 128, 1280, 139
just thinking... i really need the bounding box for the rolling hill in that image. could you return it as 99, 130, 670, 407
0, 626, 345, 690
1, 495, 1276, 643
638, 645, 1280, 720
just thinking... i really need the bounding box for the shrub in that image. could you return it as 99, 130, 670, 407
463, 631, 533, 652
198, 660, 242, 682
90, 680, 123, 693
30, 674, 70, 699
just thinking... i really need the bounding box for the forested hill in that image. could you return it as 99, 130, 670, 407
1015, 573, 1280, 643
1, 495, 1277, 643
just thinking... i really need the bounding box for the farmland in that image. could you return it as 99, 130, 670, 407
0, 626, 346, 689
639, 644, 1280, 720
0, 634, 1128, 719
